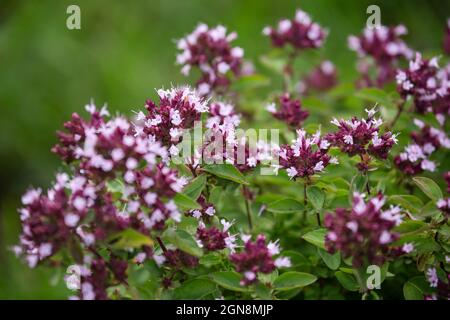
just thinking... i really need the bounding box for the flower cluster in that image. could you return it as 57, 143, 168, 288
326, 108, 397, 171
266, 93, 309, 128
196, 219, 236, 252
262, 9, 327, 50
348, 25, 412, 87
230, 234, 291, 285
394, 119, 449, 175
15, 101, 193, 299
425, 268, 450, 300
298, 60, 337, 94
396, 53, 450, 122
324, 192, 408, 267
277, 129, 337, 179
206, 101, 241, 131
134, 86, 209, 148
176, 24, 244, 96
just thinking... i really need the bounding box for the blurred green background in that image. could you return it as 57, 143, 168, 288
0, 0, 449, 299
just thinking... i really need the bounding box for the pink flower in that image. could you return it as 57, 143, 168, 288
263, 9, 327, 50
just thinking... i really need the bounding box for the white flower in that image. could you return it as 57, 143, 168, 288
286, 167, 298, 179
267, 240, 280, 256
205, 206, 215, 216
344, 135, 353, 145
313, 161, 324, 172
402, 243, 414, 253
266, 102, 276, 113
379, 231, 392, 244
217, 62, 230, 74
346, 221, 358, 233
274, 256, 292, 268
421, 159, 436, 172
65, 213, 80, 227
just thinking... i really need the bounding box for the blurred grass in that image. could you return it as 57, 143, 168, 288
0, 0, 449, 298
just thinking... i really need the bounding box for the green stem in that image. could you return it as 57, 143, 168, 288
243, 185, 253, 232
353, 267, 368, 295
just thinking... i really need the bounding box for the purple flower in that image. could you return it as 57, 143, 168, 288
266, 93, 309, 128
444, 171, 450, 194
164, 249, 199, 269
299, 60, 337, 94
326, 109, 397, 171
230, 234, 291, 286
324, 192, 403, 267
394, 119, 449, 175
176, 24, 244, 96
277, 129, 337, 179
135, 86, 209, 147
196, 219, 236, 252
395, 53, 449, 116
348, 25, 412, 87
263, 9, 327, 50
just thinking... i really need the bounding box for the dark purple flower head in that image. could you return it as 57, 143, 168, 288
266, 93, 309, 128
196, 219, 236, 252
396, 53, 443, 114
444, 172, 450, 194
230, 234, 291, 286
277, 129, 337, 179
164, 249, 199, 269
188, 196, 216, 221
324, 192, 405, 267
348, 25, 412, 87
326, 108, 397, 171
263, 9, 327, 50
135, 86, 209, 147
299, 60, 337, 94
176, 24, 244, 96
444, 19, 450, 55
394, 119, 449, 175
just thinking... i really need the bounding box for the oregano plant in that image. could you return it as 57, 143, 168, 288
13, 8, 450, 300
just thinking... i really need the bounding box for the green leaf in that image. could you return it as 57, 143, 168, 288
355, 87, 394, 108
210, 271, 248, 292
260, 54, 286, 74
202, 164, 249, 185
335, 271, 359, 292
273, 272, 317, 291
317, 248, 341, 270
389, 195, 423, 215
164, 229, 203, 257
403, 276, 432, 300
350, 174, 368, 197
307, 186, 325, 211
182, 174, 206, 200
412, 176, 443, 201
253, 282, 272, 299
106, 179, 124, 194
199, 252, 222, 267
230, 74, 270, 91
174, 193, 201, 211
394, 220, 426, 234
174, 279, 217, 300
266, 198, 304, 214
302, 228, 327, 249
109, 229, 153, 249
